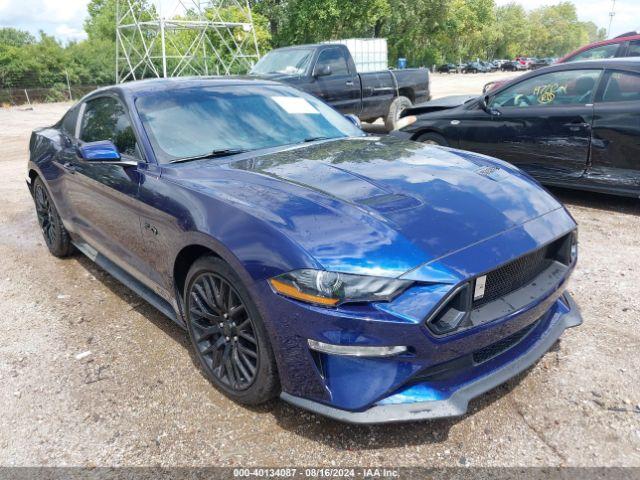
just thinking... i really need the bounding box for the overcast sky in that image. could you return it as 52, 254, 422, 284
0, 0, 638, 43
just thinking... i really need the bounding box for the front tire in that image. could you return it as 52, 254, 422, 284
416, 132, 449, 146
184, 256, 279, 405
33, 177, 73, 258
385, 95, 413, 131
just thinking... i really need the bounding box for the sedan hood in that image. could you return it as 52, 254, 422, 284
404, 95, 476, 116
174, 137, 563, 278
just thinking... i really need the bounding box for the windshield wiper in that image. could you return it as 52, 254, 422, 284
169, 148, 248, 164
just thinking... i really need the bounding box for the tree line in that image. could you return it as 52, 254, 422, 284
0, 0, 606, 91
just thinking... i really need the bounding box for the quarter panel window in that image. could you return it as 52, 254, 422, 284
626, 40, 640, 57
316, 48, 349, 76
61, 107, 79, 137
601, 71, 640, 103
568, 43, 619, 62
491, 70, 601, 108
80, 97, 139, 158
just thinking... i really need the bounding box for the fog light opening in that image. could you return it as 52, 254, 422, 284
307, 339, 407, 357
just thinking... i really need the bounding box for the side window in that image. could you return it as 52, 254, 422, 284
316, 48, 349, 76
491, 70, 601, 108
626, 40, 640, 57
80, 97, 139, 158
61, 107, 79, 137
568, 43, 619, 62
601, 71, 640, 103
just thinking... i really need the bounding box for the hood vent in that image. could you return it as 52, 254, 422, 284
475, 166, 500, 178
358, 193, 421, 213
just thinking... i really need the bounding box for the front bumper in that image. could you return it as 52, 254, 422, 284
280, 292, 582, 424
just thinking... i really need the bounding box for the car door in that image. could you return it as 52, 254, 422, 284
461, 69, 601, 181
307, 47, 360, 114
62, 94, 149, 280
586, 69, 640, 195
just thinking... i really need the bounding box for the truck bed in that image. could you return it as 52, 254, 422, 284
359, 69, 430, 121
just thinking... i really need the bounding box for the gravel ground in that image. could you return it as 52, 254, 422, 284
0, 73, 639, 467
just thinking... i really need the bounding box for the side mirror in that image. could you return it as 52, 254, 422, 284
479, 96, 501, 116
78, 141, 138, 166
344, 114, 361, 129
79, 140, 121, 161
313, 64, 332, 77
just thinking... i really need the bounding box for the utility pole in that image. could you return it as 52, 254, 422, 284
607, 0, 616, 38
64, 70, 72, 101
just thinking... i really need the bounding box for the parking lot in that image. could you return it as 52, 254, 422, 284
0, 72, 639, 467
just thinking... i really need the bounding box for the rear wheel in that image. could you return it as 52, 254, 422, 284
385, 95, 413, 131
416, 132, 449, 146
33, 177, 73, 258
184, 256, 279, 405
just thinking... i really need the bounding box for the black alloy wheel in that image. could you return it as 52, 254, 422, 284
34, 180, 57, 248
189, 272, 259, 390
184, 256, 280, 404
33, 177, 73, 257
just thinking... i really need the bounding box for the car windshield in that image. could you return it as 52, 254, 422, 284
250, 49, 313, 75
135, 84, 364, 163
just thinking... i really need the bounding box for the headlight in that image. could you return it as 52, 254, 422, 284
269, 269, 413, 307
394, 115, 416, 130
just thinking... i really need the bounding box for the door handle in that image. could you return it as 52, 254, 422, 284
144, 222, 158, 236
61, 162, 76, 173
563, 121, 591, 131
346, 81, 354, 86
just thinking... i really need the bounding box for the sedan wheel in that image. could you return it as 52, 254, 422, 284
416, 132, 449, 147
35, 181, 57, 248
33, 177, 73, 257
189, 272, 259, 390
184, 256, 280, 404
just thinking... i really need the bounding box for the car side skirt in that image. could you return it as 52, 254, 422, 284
73, 240, 185, 328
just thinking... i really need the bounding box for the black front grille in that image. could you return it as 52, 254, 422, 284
426, 232, 573, 336
472, 319, 539, 364
473, 245, 554, 308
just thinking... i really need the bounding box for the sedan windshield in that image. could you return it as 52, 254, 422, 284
136, 84, 363, 163
250, 49, 313, 75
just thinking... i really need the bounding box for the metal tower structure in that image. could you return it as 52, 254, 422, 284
607, 0, 616, 38
116, 0, 261, 83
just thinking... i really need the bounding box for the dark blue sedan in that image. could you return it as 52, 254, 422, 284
27, 78, 581, 423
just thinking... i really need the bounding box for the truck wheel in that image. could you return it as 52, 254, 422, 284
416, 132, 448, 146
385, 96, 413, 131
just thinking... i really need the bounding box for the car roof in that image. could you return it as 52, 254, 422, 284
512, 57, 640, 77
549, 56, 640, 71
83, 76, 281, 99
559, 33, 640, 62
489, 57, 640, 96
271, 43, 336, 51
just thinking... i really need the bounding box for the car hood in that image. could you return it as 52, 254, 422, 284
404, 95, 477, 116
172, 136, 563, 278
248, 72, 302, 83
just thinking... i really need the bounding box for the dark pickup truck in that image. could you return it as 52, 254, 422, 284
250, 43, 430, 130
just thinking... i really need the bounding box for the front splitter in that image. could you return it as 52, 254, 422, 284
280, 292, 582, 424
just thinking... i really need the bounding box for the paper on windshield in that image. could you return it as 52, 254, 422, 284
271, 96, 319, 114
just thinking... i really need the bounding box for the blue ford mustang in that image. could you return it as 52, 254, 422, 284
27, 78, 582, 423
